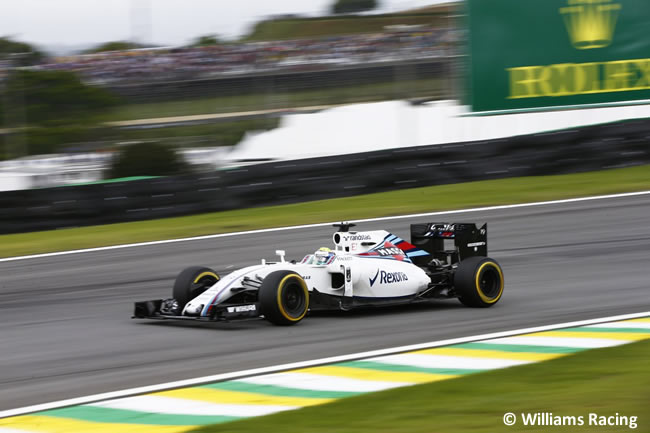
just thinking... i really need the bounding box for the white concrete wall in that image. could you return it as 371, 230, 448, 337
225, 100, 650, 164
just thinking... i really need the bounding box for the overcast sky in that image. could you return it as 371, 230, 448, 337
0, 0, 448, 51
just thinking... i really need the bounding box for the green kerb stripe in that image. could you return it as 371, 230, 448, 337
557, 327, 650, 334
337, 361, 483, 375
40, 406, 240, 426
202, 381, 362, 399
456, 342, 587, 353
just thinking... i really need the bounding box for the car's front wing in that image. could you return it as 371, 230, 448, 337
132, 299, 262, 322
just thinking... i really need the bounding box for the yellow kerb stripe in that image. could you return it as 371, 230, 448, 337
0, 415, 191, 433
295, 366, 457, 384
526, 331, 650, 341
154, 387, 331, 407
625, 318, 650, 323
414, 347, 564, 362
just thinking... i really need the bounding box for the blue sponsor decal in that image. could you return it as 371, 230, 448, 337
370, 269, 409, 286
380, 270, 409, 284
369, 269, 380, 287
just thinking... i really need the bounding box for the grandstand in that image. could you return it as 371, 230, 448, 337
35, 26, 454, 85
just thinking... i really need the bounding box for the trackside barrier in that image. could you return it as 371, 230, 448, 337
108, 60, 447, 103
0, 118, 648, 234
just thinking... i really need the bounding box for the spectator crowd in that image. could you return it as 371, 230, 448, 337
32, 26, 455, 85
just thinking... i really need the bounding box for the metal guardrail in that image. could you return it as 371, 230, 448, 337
1, 117, 648, 234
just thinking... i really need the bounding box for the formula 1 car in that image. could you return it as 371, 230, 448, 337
133, 222, 504, 326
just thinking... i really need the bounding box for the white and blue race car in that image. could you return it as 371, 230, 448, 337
134, 222, 504, 326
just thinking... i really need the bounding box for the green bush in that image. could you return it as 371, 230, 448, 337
191, 35, 223, 47
1, 69, 121, 157
84, 41, 143, 54
109, 141, 188, 178
332, 0, 378, 14
0, 37, 46, 66
5, 70, 119, 127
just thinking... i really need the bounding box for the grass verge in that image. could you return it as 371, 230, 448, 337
103, 77, 443, 122
1, 165, 649, 259
191, 339, 650, 433
112, 118, 280, 146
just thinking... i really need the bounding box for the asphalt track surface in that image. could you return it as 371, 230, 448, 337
1, 194, 650, 411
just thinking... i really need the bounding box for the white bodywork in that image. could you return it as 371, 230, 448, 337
183, 229, 431, 317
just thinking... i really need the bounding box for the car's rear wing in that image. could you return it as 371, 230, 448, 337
410, 222, 487, 265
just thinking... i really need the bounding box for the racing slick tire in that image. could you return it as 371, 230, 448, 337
173, 266, 220, 310
259, 270, 309, 326
455, 257, 504, 308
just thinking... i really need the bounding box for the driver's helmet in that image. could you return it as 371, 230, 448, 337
314, 247, 334, 265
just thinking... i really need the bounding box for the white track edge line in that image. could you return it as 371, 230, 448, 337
1, 310, 647, 419
2, 190, 650, 263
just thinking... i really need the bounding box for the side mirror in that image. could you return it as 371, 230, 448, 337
275, 250, 286, 263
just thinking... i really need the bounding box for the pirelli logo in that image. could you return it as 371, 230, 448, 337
508, 58, 650, 99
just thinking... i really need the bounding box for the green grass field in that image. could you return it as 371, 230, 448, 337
112, 118, 280, 147
2, 164, 649, 258
191, 339, 649, 433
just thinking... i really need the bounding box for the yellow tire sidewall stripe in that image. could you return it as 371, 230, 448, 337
193, 271, 219, 284
276, 274, 309, 322
475, 261, 504, 304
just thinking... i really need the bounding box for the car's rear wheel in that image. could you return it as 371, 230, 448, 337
259, 271, 309, 326
455, 257, 504, 308
173, 266, 220, 310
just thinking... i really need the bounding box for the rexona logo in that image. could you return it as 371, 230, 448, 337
560, 0, 621, 50
370, 269, 409, 287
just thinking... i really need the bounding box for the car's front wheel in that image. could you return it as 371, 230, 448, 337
259, 270, 309, 325
172, 266, 220, 311
455, 257, 504, 308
